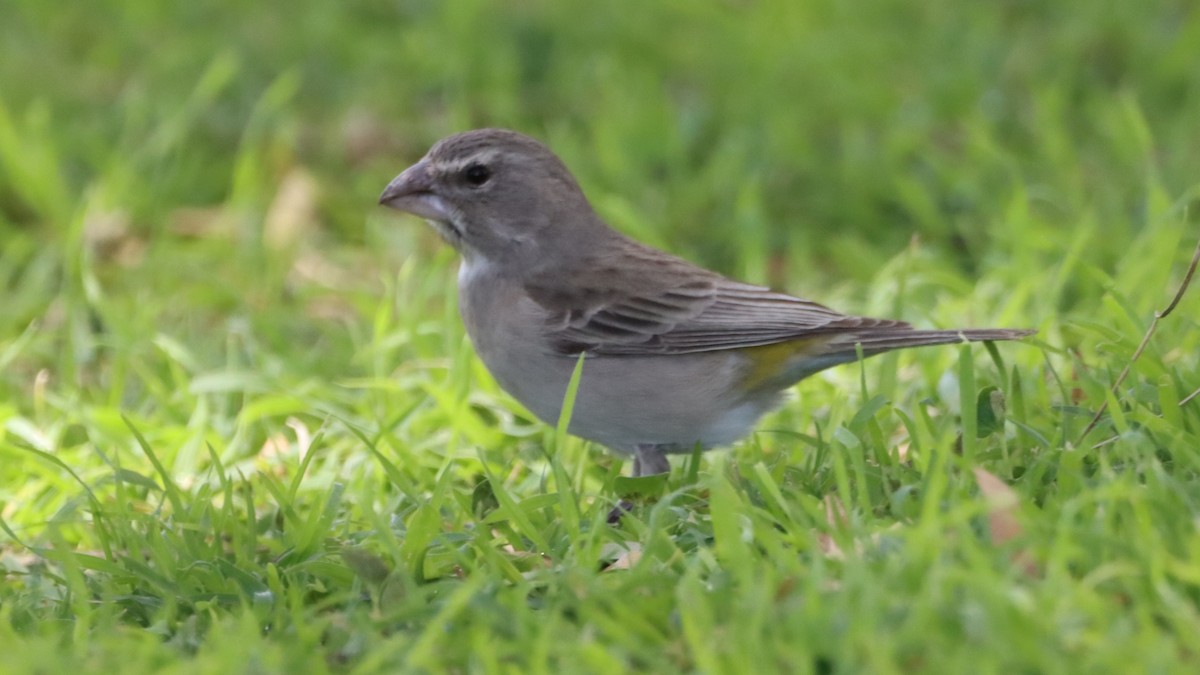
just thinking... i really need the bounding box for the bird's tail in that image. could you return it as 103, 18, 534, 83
824, 327, 1036, 358
740, 326, 1035, 391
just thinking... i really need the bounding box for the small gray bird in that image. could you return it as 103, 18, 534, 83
379, 128, 1032, 481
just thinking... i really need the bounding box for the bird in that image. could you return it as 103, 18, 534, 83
379, 128, 1033, 487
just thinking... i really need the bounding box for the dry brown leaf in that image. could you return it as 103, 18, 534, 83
603, 543, 643, 571
774, 576, 798, 600
972, 468, 1021, 544
290, 250, 352, 289
818, 495, 850, 559
286, 417, 312, 459
339, 108, 397, 166
82, 208, 147, 266
824, 494, 849, 528
82, 208, 129, 250
264, 168, 319, 251
305, 294, 359, 323
972, 467, 1038, 575
260, 433, 290, 459
816, 534, 844, 559
500, 536, 554, 566
169, 206, 233, 238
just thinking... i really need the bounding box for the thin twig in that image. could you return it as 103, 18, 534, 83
1077, 233, 1200, 444
1181, 387, 1200, 407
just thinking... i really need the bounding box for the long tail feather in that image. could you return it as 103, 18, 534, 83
745, 326, 1034, 390
825, 327, 1035, 357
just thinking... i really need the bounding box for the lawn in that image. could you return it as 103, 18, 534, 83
2, 0, 1199, 672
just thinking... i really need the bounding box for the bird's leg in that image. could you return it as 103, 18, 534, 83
608, 444, 671, 523
633, 444, 671, 477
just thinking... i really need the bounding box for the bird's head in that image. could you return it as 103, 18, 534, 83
379, 128, 601, 267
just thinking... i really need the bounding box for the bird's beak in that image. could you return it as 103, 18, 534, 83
378, 159, 451, 222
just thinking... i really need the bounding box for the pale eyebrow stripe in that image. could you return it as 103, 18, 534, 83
432, 149, 502, 175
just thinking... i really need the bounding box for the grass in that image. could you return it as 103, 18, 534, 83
2, 0, 1200, 672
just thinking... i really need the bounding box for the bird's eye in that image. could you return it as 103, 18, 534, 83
463, 163, 491, 187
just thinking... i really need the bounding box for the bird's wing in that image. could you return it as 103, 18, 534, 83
525, 246, 907, 356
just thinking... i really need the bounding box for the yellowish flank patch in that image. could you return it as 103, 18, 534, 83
738, 338, 829, 391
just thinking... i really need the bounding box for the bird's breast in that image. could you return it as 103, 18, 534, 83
457, 261, 563, 411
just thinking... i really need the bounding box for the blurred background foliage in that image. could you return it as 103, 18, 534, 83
1, 1, 1199, 669
2, 0, 1197, 386
2, 0, 1198, 493
4, 0, 1197, 258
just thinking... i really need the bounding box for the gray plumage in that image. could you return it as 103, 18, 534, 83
379, 128, 1034, 480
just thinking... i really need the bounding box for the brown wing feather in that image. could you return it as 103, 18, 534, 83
525, 242, 914, 356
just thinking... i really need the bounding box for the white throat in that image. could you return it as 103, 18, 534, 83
458, 255, 498, 287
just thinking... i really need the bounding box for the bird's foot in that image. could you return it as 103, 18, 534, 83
607, 444, 672, 524
606, 499, 634, 524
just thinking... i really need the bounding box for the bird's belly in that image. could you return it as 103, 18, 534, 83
474, 335, 779, 453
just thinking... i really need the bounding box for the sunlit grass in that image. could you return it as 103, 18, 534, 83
2, 0, 1200, 672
